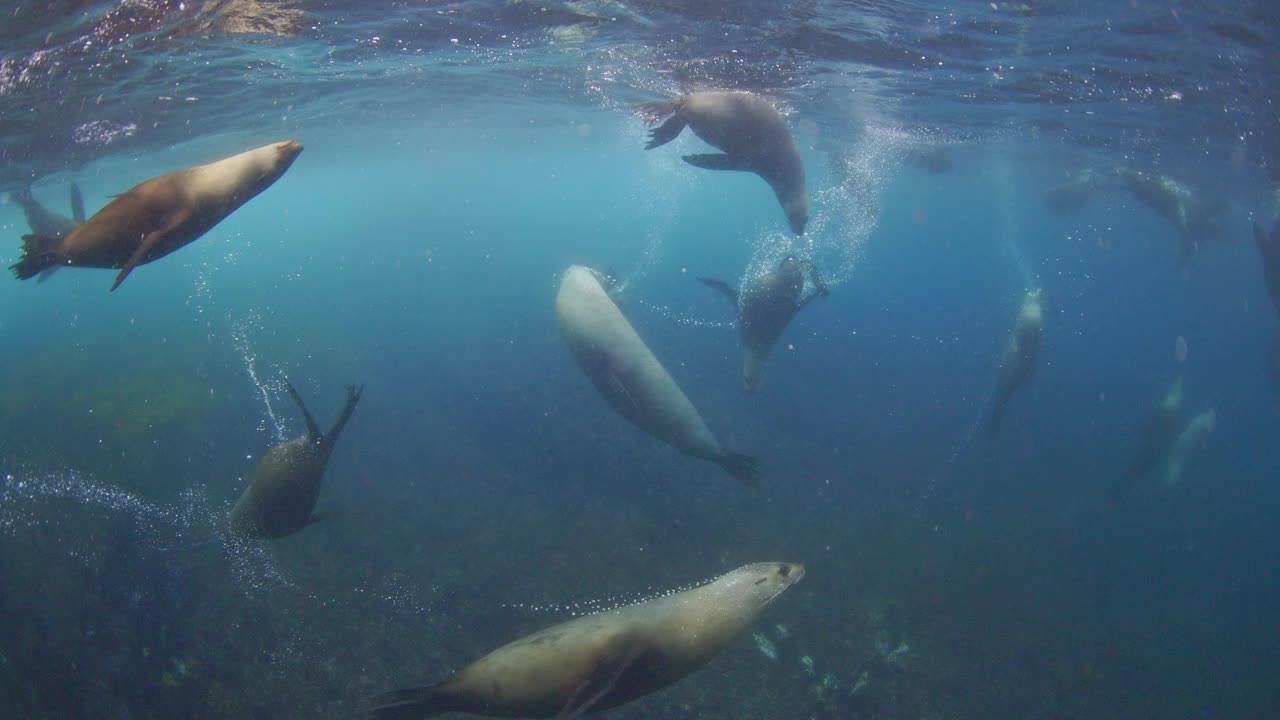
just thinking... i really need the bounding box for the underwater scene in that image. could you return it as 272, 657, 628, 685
2, 1, 1279, 718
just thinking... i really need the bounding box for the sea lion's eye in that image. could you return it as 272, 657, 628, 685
778, 564, 791, 577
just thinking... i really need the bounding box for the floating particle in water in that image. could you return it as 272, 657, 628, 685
1175, 335, 1188, 364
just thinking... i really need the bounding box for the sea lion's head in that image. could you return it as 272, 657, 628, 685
734, 561, 805, 608
272, 139, 304, 167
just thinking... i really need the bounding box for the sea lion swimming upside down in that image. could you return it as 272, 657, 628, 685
228, 379, 362, 539
632, 90, 809, 235
699, 255, 829, 391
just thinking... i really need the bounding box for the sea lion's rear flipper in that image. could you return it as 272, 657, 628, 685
682, 153, 754, 172
369, 684, 457, 720
326, 383, 364, 446
35, 266, 61, 283
282, 378, 323, 442
697, 276, 739, 308
715, 450, 761, 488
10, 234, 63, 281
70, 182, 85, 224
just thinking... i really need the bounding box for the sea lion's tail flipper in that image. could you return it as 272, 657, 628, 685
10, 234, 63, 281
70, 182, 85, 224
717, 450, 761, 488
683, 153, 754, 172
369, 684, 454, 720
697, 276, 739, 308
326, 383, 364, 445
282, 378, 323, 441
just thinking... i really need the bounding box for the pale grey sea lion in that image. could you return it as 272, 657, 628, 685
699, 255, 829, 391
632, 90, 809, 235
555, 265, 760, 485
370, 562, 805, 719
10, 140, 303, 291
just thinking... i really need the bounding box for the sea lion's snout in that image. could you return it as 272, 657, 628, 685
779, 562, 805, 584
276, 140, 304, 161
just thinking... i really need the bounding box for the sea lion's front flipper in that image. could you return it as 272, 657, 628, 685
70, 182, 85, 224
697, 276, 739, 308
111, 212, 186, 291
556, 638, 644, 720
682, 153, 754, 172
283, 378, 323, 442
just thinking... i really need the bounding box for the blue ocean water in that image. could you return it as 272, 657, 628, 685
1, 2, 1279, 718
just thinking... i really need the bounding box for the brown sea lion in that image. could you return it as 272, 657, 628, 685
228, 379, 362, 539
370, 561, 805, 720
632, 91, 809, 235
555, 265, 760, 486
10, 140, 302, 291
988, 288, 1044, 433
699, 255, 829, 391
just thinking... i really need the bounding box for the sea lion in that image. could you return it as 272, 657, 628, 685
12, 182, 85, 282
699, 255, 829, 391
988, 288, 1044, 433
1253, 219, 1280, 313
370, 561, 805, 720
1111, 376, 1185, 502
632, 91, 809, 235
1042, 168, 1100, 213
1162, 408, 1216, 487
1113, 166, 1217, 265
555, 265, 760, 486
13, 182, 84, 239
228, 379, 362, 539
10, 140, 303, 291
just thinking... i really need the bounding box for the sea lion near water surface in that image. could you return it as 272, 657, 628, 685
699, 255, 829, 392
370, 561, 805, 720
10, 140, 303, 291
12, 182, 85, 239
988, 288, 1044, 434
228, 379, 362, 539
555, 265, 761, 486
1114, 166, 1226, 266
631, 90, 809, 235
11, 182, 85, 282
1042, 168, 1100, 213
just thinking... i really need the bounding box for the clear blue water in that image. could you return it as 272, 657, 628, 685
1, 2, 1278, 719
